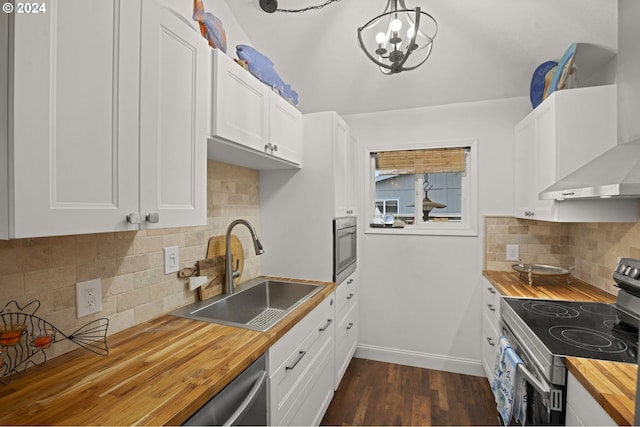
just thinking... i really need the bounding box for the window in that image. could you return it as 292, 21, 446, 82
366, 140, 478, 236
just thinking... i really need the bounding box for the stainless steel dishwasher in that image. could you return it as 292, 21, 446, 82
183, 354, 267, 426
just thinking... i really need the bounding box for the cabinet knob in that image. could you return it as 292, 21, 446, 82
272, 144, 278, 152
346, 322, 354, 330
126, 213, 141, 224
346, 293, 354, 300
347, 279, 354, 284
486, 337, 495, 346
487, 287, 496, 294
146, 212, 160, 224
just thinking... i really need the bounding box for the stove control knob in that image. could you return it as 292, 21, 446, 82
625, 266, 633, 275
617, 264, 627, 274
631, 268, 640, 279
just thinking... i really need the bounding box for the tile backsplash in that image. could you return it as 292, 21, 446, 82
485, 210, 640, 295
0, 160, 260, 359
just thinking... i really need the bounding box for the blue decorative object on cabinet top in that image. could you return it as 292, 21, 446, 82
236, 45, 299, 106
545, 42, 577, 99
530, 60, 557, 109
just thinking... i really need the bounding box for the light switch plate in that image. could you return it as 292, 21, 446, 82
506, 244, 520, 261
164, 246, 180, 274
76, 278, 102, 318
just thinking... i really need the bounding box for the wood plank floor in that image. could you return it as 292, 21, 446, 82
321, 358, 500, 426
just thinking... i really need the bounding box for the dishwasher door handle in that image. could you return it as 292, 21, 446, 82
222, 371, 267, 426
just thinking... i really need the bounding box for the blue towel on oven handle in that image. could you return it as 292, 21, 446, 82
491, 336, 527, 425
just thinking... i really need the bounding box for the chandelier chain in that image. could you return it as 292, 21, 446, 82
276, 0, 342, 13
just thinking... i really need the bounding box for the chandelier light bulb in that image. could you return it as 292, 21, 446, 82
375, 32, 387, 44
389, 18, 402, 32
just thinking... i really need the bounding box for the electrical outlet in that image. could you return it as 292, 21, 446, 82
506, 244, 520, 261
76, 278, 102, 318
164, 246, 180, 274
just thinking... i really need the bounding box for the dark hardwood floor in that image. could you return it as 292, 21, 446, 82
321, 358, 500, 426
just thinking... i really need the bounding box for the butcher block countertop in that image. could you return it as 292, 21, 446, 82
483, 270, 634, 426
0, 276, 335, 426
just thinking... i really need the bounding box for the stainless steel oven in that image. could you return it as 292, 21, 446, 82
333, 216, 357, 284
500, 316, 565, 425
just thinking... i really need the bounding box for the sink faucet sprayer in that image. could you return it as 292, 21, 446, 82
225, 219, 264, 294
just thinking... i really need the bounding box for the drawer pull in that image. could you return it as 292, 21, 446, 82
487, 304, 496, 312
347, 279, 354, 284
487, 287, 496, 294
486, 337, 495, 346
285, 350, 306, 371
346, 322, 354, 330
319, 318, 333, 332
346, 293, 354, 300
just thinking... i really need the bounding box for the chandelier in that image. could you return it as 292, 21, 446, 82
357, 0, 438, 74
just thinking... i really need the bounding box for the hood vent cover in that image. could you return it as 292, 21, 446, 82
540, 139, 640, 200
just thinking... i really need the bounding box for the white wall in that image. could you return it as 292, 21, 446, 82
344, 97, 530, 376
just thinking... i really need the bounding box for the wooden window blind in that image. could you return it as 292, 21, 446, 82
375, 148, 467, 175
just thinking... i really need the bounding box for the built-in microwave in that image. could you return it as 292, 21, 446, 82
333, 216, 357, 284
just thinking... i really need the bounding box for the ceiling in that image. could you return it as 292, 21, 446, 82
222, 0, 617, 116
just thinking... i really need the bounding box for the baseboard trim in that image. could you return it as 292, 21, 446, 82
355, 344, 486, 377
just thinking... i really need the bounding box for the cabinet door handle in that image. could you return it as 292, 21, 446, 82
487, 304, 496, 312
126, 213, 140, 224
346, 293, 354, 300
347, 279, 354, 284
272, 144, 278, 152
146, 212, 160, 224
319, 319, 333, 332
487, 287, 496, 294
486, 337, 495, 346
285, 350, 306, 371
346, 322, 354, 330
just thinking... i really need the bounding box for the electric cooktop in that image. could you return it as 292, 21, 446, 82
503, 298, 639, 364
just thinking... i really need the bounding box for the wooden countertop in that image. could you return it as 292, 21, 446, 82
483, 270, 633, 425
0, 277, 336, 426
483, 270, 616, 302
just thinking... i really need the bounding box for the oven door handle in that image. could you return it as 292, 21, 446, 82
517, 363, 550, 403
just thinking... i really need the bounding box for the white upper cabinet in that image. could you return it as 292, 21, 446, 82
1, 0, 208, 239
208, 48, 302, 170
139, 0, 208, 229
514, 85, 637, 223
333, 114, 357, 217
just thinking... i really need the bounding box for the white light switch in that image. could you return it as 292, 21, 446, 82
164, 246, 180, 274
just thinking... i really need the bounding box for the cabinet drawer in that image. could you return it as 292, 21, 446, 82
336, 273, 358, 319
335, 302, 358, 387
270, 332, 334, 425
268, 294, 334, 373
482, 313, 499, 384
278, 335, 334, 426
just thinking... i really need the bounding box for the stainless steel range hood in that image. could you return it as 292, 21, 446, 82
539, 139, 640, 199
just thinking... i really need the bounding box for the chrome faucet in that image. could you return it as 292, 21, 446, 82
225, 219, 264, 294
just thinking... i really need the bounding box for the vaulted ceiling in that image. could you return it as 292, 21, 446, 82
223, 0, 617, 115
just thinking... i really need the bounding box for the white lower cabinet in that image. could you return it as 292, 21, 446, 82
565, 371, 616, 426
268, 293, 335, 426
334, 271, 359, 388
481, 277, 502, 383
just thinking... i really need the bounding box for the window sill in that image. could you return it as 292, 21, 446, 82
365, 225, 478, 237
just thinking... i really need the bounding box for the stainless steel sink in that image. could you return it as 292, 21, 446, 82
170, 277, 323, 331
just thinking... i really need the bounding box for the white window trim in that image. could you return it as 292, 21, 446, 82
365, 139, 478, 237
